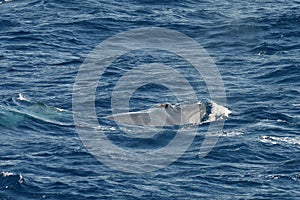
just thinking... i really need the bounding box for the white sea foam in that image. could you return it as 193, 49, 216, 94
17, 93, 29, 101
1, 172, 14, 177
1, 172, 23, 184
207, 102, 231, 122
260, 136, 300, 147
222, 131, 244, 137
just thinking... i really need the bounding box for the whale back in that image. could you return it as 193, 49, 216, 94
105, 103, 207, 127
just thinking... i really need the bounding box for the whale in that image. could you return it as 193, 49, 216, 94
104, 103, 207, 127
0, 94, 73, 128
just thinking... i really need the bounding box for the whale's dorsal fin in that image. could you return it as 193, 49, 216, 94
156, 103, 170, 108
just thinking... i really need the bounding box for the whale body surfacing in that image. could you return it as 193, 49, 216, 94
104, 103, 207, 127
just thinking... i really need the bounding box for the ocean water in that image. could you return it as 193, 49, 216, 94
1, 0, 300, 199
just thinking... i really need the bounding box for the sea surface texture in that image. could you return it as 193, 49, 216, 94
1, 0, 300, 199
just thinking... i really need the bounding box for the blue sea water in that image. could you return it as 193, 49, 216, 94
1, 0, 300, 199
